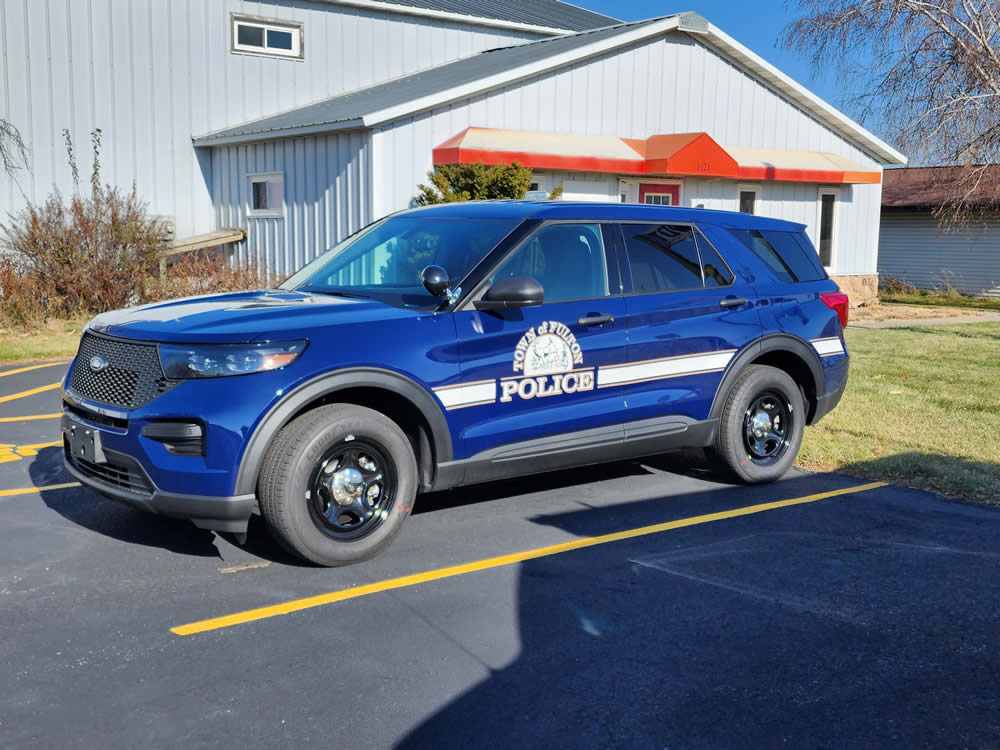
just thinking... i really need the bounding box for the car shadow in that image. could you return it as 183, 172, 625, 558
395, 455, 1000, 747
28, 446, 305, 564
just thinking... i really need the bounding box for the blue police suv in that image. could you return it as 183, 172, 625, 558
62, 201, 850, 565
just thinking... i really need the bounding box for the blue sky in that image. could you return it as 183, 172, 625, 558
573, 1, 844, 110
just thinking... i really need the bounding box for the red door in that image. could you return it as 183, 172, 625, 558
638, 183, 680, 206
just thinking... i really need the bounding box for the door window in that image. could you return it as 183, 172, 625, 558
492, 223, 609, 302
620, 224, 706, 293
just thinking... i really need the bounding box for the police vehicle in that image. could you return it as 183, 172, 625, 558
63, 202, 850, 565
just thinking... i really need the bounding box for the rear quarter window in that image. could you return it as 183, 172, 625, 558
727, 229, 825, 283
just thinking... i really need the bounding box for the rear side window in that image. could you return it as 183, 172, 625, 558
727, 229, 825, 283
621, 224, 704, 293
620, 224, 733, 293
699, 241, 734, 288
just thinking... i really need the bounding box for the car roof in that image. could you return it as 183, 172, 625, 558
398, 200, 807, 231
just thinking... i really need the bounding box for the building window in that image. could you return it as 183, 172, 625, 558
817, 188, 839, 268
232, 15, 303, 59
738, 186, 759, 215
249, 174, 284, 217
643, 193, 673, 206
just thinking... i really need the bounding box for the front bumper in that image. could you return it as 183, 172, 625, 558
62, 411, 257, 533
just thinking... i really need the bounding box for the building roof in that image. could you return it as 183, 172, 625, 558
341, 0, 620, 32
194, 11, 907, 165
882, 166, 1000, 209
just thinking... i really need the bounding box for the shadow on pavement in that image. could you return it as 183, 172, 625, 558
396, 469, 1000, 748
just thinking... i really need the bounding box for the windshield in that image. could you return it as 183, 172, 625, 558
280, 216, 521, 310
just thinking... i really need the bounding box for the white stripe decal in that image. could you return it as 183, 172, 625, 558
597, 351, 736, 388
433, 382, 497, 410
811, 338, 846, 356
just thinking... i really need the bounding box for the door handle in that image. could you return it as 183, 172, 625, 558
719, 297, 748, 309
578, 314, 614, 327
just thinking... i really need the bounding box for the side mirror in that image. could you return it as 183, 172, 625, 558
421, 265, 451, 297
474, 276, 544, 311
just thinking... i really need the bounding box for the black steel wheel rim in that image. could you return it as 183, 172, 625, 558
307, 438, 397, 541
742, 390, 792, 466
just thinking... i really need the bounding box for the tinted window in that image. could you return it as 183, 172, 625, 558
762, 230, 825, 281
697, 237, 734, 288
739, 191, 756, 215
493, 223, 608, 303
727, 229, 824, 283
622, 224, 703, 293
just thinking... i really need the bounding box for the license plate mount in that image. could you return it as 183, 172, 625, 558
65, 420, 107, 465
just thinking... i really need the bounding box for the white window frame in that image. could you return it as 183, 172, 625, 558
816, 186, 840, 271
232, 14, 303, 60
738, 184, 760, 215
247, 173, 285, 218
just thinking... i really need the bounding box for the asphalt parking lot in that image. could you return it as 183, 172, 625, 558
1, 361, 999, 748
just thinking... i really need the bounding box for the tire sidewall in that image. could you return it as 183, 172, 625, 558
721, 366, 805, 483
278, 409, 417, 566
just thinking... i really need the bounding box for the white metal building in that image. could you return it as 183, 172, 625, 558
1, 0, 906, 301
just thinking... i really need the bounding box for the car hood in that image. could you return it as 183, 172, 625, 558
88, 290, 418, 343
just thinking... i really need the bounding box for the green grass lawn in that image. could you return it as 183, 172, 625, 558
0, 319, 83, 363
880, 290, 1000, 312
799, 321, 1000, 504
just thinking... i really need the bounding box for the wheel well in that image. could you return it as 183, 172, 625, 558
287, 387, 437, 490
751, 350, 818, 422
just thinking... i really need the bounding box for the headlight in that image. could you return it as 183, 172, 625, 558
159, 340, 307, 379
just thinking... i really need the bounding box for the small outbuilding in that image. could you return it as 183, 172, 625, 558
878, 166, 1000, 298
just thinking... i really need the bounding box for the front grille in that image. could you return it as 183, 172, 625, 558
66, 439, 154, 494
70, 333, 177, 409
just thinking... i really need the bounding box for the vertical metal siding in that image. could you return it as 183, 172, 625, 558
0, 0, 539, 237
878, 212, 1000, 297
212, 131, 370, 278
372, 31, 884, 275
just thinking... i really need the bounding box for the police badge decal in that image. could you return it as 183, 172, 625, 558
501, 321, 595, 402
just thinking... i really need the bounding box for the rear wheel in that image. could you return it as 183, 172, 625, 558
258, 404, 417, 566
711, 365, 805, 483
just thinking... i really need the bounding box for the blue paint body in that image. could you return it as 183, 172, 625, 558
62, 202, 848, 506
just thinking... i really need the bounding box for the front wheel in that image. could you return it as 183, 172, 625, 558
258, 404, 417, 566
711, 365, 805, 483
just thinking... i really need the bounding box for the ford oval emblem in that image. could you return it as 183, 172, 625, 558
89, 355, 107, 372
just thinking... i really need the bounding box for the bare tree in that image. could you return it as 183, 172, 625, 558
0, 118, 29, 177
782, 1, 1000, 223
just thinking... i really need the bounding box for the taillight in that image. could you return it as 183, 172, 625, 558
821, 291, 850, 328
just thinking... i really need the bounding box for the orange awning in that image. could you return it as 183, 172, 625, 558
433, 127, 881, 185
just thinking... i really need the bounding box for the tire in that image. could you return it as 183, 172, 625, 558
258, 404, 417, 566
711, 364, 805, 483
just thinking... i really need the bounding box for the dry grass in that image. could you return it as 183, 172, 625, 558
799, 322, 1000, 504
851, 304, 986, 322
0, 318, 84, 363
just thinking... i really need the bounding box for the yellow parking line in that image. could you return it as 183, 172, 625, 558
14, 440, 61, 457
0, 413, 62, 423
0, 383, 61, 404
171, 480, 889, 636
0, 482, 80, 497
0, 361, 69, 378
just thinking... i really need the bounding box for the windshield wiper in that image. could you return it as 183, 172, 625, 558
298, 287, 371, 300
